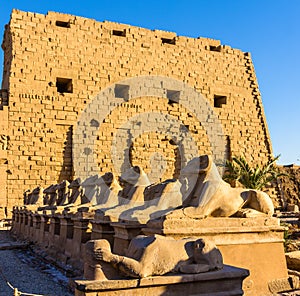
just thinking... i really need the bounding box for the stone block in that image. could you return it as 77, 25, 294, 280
143, 217, 288, 296
74, 265, 249, 296
2, 9, 275, 234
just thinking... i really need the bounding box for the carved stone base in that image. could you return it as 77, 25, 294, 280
111, 221, 145, 255
143, 216, 288, 296
74, 265, 249, 296
90, 218, 115, 245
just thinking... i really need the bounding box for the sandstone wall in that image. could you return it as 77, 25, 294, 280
0, 9, 273, 217
0, 89, 8, 218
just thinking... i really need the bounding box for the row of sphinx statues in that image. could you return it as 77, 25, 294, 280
23, 155, 275, 224
18, 154, 276, 280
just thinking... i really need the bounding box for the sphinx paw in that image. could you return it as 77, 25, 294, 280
183, 207, 206, 219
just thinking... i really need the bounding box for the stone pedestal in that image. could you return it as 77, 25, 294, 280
11, 207, 21, 236
23, 212, 30, 238
74, 265, 249, 296
143, 216, 288, 296
111, 221, 145, 255
58, 216, 73, 249
44, 215, 61, 257
90, 213, 115, 246
31, 214, 41, 243
37, 213, 51, 248
54, 215, 74, 263
18, 211, 27, 239
68, 211, 94, 271
27, 212, 35, 241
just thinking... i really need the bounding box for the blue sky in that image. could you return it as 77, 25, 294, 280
0, 0, 299, 164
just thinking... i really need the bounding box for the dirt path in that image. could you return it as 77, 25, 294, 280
0, 229, 72, 296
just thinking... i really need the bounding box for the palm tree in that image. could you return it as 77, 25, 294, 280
223, 155, 286, 190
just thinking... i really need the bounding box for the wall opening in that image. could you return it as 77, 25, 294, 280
55, 20, 70, 28
56, 78, 73, 93
115, 84, 129, 100
214, 95, 227, 108
161, 38, 176, 45
209, 45, 222, 52
167, 90, 180, 104
112, 29, 126, 37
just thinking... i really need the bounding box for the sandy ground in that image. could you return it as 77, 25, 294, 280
0, 229, 73, 296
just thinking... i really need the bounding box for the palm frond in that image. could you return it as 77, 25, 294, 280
223, 154, 283, 190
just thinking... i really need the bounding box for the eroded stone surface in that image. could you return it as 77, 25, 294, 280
286, 251, 300, 271
75, 265, 249, 296
84, 235, 223, 280
168, 155, 274, 219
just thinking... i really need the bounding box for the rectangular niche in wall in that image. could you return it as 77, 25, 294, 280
167, 90, 180, 104
161, 37, 176, 45
112, 29, 126, 37
115, 84, 129, 100
55, 20, 70, 28
56, 78, 73, 93
214, 95, 227, 108
209, 45, 222, 52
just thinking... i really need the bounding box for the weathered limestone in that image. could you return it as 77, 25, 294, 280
38, 213, 51, 249
43, 184, 59, 208
286, 251, 300, 271
75, 265, 249, 296
111, 221, 146, 255
0, 90, 8, 219
31, 213, 41, 243
56, 180, 70, 206
95, 166, 151, 221
78, 235, 248, 296
89, 167, 151, 251
67, 211, 94, 271
25, 186, 43, 205
168, 155, 274, 219
90, 211, 115, 245
65, 172, 121, 214
83, 240, 118, 281
67, 178, 83, 206
144, 216, 288, 295
84, 235, 223, 279
109, 179, 183, 224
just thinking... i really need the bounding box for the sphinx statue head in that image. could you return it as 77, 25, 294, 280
119, 166, 151, 187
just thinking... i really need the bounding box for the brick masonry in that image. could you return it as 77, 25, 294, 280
0, 9, 273, 218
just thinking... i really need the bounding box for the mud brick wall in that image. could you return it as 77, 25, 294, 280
0, 9, 273, 217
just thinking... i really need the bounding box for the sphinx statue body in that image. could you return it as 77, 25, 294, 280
83, 154, 274, 281
84, 154, 274, 222
171, 154, 274, 219
21, 154, 274, 221
98, 154, 274, 221
84, 234, 223, 280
